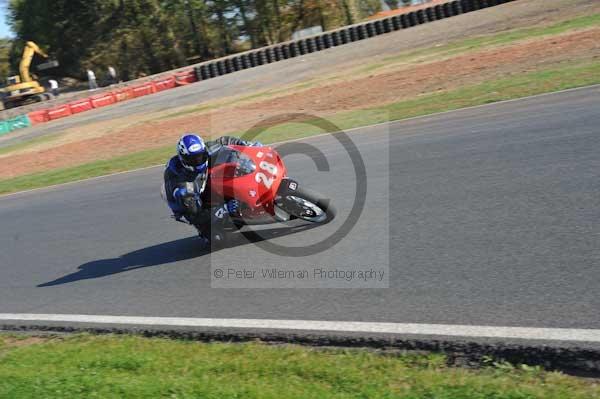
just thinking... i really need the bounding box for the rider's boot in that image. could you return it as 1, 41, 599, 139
195, 227, 210, 247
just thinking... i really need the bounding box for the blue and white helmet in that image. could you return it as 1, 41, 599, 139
177, 134, 208, 173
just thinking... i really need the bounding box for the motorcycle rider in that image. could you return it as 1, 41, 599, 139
163, 133, 262, 242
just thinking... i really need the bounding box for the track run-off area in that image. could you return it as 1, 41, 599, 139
1, 85, 599, 348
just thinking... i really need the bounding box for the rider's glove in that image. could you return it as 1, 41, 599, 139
239, 139, 263, 147
174, 187, 200, 209
226, 199, 241, 217
173, 187, 190, 201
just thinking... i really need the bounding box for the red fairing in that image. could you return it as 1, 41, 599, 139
208, 145, 287, 218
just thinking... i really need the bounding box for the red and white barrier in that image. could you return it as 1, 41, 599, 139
90, 93, 116, 108
20, 70, 196, 127
68, 99, 93, 114
113, 88, 134, 102
131, 83, 156, 98
153, 76, 176, 92
28, 109, 50, 125
47, 105, 72, 120
175, 70, 197, 86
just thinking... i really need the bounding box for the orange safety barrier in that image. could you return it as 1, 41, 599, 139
69, 99, 93, 114
131, 83, 156, 98
113, 88, 134, 102
153, 76, 176, 92
90, 93, 116, 108
28, 109, 50, 125
47, 105, 72, 120
175, 70, 197, 86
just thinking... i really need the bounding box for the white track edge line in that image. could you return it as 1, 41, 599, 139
1, 83, 598, 200
1, 314, 600, 342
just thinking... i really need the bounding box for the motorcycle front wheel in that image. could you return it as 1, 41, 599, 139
275, 187, 336, 224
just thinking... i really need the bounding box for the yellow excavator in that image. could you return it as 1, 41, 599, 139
1, 41, 59, 109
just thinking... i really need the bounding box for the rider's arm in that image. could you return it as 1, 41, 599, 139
164, 172, 186, 211
164, 160, 201, 215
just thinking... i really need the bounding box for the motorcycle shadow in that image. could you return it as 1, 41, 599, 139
37, 222, 320, 287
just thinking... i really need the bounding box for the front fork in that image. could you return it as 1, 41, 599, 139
273, 178, 300, 222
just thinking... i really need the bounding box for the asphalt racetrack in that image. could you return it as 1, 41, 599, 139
1, 85, 599, 344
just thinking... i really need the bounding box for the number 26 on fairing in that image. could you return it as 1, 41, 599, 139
255, 161, 278, 188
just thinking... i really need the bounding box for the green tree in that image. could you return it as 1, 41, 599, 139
0, 39, 12, 83
7, 0, 381, 81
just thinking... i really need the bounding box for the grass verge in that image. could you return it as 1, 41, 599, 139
0, 334, 598, 399
0, 61, 599, 195
363, 14, 600, 72
159, 13, 600, 119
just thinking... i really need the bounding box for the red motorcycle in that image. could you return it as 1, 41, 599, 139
172, 144, 336, 245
